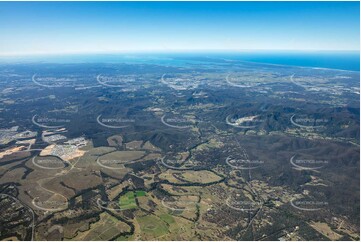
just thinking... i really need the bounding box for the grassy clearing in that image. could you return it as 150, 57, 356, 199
71, 213, 130, 241
119, 191, 137, 210
159, 213, 175, 224
159, 170, 222, 184
181, 170, 222, 183
118, 190, 147, 210
135, 190, 146, 197
100, 151, 145, 163
137, 215, 169, 238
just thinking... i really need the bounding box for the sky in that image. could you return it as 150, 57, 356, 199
0, 1, 359, 56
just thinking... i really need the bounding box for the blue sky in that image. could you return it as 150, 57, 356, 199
0, 1, 359, 55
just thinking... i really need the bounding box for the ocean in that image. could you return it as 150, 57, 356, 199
208, 51, 360, 71
0, 51, 359, 72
